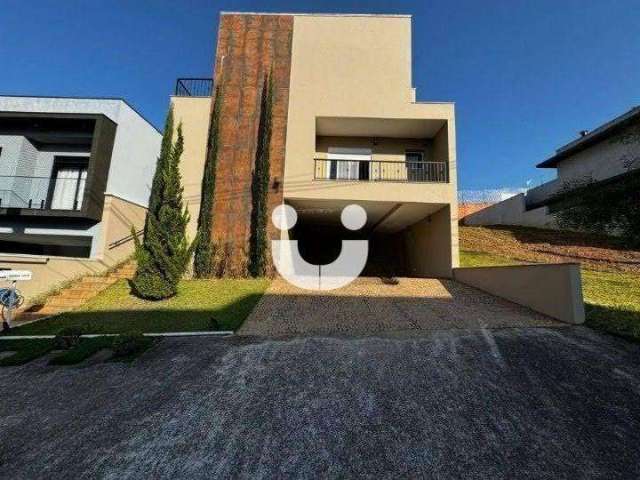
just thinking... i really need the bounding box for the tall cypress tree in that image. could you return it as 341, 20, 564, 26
132, 121, 196, 300
194, 85, 223, 278
248, 72, 274, 277
144, 107, 174, 235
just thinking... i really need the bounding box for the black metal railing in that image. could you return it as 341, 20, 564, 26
0, 175, 85, 211
314, 159, 449, 183
174, 78, 213, 97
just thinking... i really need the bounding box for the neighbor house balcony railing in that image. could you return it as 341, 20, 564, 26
174, 78, 213, 97
314, 159, 449, 183
0, 175, 86, 211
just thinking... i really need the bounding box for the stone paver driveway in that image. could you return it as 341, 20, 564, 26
239, 277, 560, 336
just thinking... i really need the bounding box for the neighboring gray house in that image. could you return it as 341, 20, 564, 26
0, 96, 161, 301
465, 105, 640, 230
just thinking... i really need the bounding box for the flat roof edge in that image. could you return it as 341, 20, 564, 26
0, 94, 161, 134
536, 105, 640, 169
220, 12, 412, 18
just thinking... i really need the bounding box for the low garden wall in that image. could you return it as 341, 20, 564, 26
453, 263, 585, 324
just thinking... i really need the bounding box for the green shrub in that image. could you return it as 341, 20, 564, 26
49, 336, 113, 365
111, 333, 153, 360
0, 339, 54, 366
54, 327, 83, 350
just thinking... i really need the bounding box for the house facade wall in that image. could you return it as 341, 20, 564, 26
0, 97, 160, 273
0, 194, 147, 304
0, 97, 161, 208
555, 121, 640, 184
283, 15, 457, 206
105, 102, 162, 207
170, 96, 212, 243
204, 13, 294, 274
315, 136, 433, 162
172, 13, 459, 276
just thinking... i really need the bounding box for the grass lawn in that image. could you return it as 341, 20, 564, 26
11, 278, 270, 336
1, 335, 158, 367
48, 337, 115, 366
0, 339, 54, 366
460, 250, 640, 341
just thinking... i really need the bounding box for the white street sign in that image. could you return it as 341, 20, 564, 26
0, 270, 32, 281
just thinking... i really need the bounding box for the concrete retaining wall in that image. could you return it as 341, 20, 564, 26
463, 193, 559, 229
453, 263, 585, 324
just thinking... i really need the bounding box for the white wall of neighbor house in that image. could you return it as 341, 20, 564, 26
105, 102, 162, 207
555, 122, 640, 184
0, 96, 122, 122
0, 96, 162, 209
463, 193, 559, 230
0, 98, 159, 302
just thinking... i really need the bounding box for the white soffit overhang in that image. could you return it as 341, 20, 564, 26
316, 116, 445, 138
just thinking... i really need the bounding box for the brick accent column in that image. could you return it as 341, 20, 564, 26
209, 14, 293, 276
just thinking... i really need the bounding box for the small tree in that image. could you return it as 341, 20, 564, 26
194, 85, 223, 278
131, 118, 196, 300
248, 72, 274, 277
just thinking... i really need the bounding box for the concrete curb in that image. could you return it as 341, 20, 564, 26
0, 331, 234, 340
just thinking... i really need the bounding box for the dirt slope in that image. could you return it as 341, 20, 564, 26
460, 226, 640, 274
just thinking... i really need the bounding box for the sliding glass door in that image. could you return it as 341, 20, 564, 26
327, 147, 372, 180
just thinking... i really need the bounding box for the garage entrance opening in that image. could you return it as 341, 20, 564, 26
292, 222, 407, 277
284, 198, 454, 279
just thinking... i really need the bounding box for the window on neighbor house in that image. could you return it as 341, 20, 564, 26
47, 156, 89, 210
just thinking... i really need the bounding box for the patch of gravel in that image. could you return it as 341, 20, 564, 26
239, 277, 559, 337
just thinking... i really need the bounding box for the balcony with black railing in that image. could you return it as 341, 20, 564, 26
0, 175, 86, 212
174, 78, 213, 97
314, 159, 449, 183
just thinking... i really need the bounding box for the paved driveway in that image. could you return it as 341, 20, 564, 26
240, 277, 560, 336
1, 328, 640, 479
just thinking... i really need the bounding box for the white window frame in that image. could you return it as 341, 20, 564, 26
327, 147, 372, 180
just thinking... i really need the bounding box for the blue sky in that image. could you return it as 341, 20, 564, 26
1, 0, 638, 191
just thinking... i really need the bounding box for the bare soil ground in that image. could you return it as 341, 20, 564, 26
460, 225, 640, 273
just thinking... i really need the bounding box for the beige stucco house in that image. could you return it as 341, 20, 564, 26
172, 12, 459, 278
